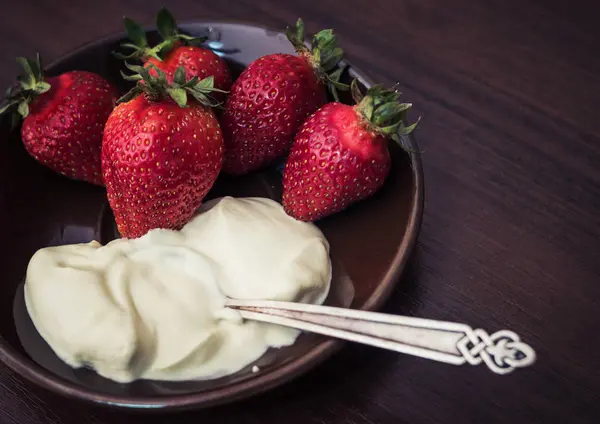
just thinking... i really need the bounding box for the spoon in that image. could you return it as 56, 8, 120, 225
226, 299, 536, 375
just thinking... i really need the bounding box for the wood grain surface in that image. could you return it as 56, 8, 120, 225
1, 0, 599, 422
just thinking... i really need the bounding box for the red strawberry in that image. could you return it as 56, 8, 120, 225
102, 65, 224, 238
0, 54, 118, 185
220, 18, 347, 175
116, 8, 231, 99
282, 81, 419, 221
146, 47, 231, 102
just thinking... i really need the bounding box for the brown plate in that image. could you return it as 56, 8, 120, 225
0, 21, 424, 411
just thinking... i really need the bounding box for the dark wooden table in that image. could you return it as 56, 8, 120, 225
1, 0, 599, 423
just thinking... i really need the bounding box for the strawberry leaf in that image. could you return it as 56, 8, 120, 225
187, 90, 210, 105
361, 96, 374, 121
37, 81, 51, 93
156, 39, 177, 57
112, 48, 143, 60
390, 132, 419, 153
156, 68, 167, 86
354, 83, 420, 144
17, 102, 29, 118
115, 17, 154, 61
397, 117, 421, 135
156, 8, 177, 39
285, 18, 306, 51
328, 65, 345, 83
17, 74, 33, 90
118, 86, 142, 104
167, 87, 187, 107
182, 76, 199, 88
0, 100, 16, 115
118, 62, 227, 108
16, 57, 38, 90
175, 33, 207, 45
116, 10, 209, 62
124, 62, 146, 74
295, 23, 345, 98
16, 57, 33, 79
326, 66, 349, 101
173, 66, 187, 86
378, 122, 402, 135
2, 53, 49, 128
195, 75, 214, 91
373, 102, 411, 126
27, 56, 42, 83
186, 85, 223, 108
120, 70, 142, 82
330, 86, 340, 102
313, 29, 334, 51
320, 47, 342, 72
350, 79, 364, 103
124, 17, 147, 49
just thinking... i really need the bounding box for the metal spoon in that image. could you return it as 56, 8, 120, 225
226, 299, 536, 375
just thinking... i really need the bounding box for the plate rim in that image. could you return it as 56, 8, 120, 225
0, 19, 425, 411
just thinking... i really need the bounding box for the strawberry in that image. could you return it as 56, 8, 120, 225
102, 64, 225, 238
220, 18, 348, 175
0, 54, 118, 185
282, 81, 419, 221
116, 8, 232, 100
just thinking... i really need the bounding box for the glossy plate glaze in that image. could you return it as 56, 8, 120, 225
0, 21, 424, 410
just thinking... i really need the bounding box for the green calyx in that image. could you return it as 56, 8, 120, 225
118, 63, 227, 108
285, 18, 348, 101
0, 53, 51, 128
352, 80, 420, 145
114, 8, 207, 61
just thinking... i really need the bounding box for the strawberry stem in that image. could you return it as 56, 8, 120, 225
0, 53, 51, 129
118, 63, 228, 108
285, 18, 348, 101
352, 80, 420, 146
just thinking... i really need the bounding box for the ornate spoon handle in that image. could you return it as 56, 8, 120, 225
226, 299, 536, 375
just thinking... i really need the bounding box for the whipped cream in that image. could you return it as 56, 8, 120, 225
24, 197, 331, 383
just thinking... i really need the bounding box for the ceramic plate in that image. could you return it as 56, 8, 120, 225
0, 21, 423, 410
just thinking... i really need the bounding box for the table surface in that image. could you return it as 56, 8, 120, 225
1, 0, 599, 423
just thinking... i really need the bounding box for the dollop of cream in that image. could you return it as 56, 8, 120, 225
24, 197, 331, 383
